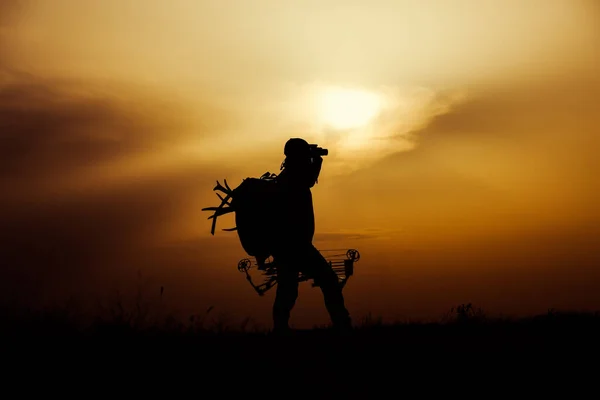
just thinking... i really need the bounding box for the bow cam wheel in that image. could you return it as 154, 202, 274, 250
238, 258, 252, 273
346, 249, 360, 262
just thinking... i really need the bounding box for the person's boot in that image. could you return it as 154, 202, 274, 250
272, 319, 293, 337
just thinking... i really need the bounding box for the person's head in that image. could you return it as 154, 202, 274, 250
283, 138, 312, 170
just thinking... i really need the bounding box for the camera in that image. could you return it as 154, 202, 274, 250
309, 144, 328, 156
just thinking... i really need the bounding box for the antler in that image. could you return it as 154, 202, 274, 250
202, 179, 237, 235
213, 180, 232, 195
215, 192, 231, 205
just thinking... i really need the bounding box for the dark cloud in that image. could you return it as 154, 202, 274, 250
408, 78, 600, 206
0, 0, 21, 26
0, 159, 234, 305
0, 76, 189, 189
341, 77, 600, 200
0, 1, 25, 66
1, 82, 134, 176
0, 71, 243, 308
0, 67, 243, 201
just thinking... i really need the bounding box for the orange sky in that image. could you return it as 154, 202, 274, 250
1, 0, 599, 328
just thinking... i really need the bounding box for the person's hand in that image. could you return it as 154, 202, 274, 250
312, 155, 323, 166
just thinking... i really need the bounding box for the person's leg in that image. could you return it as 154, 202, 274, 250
272, 266, 299, 333
305, 246, 352, 330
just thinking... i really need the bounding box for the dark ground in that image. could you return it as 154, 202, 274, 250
1, 306, 599, 396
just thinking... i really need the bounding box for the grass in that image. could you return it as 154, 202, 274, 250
1, 296, 599, 394
3, 297, 599, 346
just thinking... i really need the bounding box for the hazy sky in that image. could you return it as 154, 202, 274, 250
1, 0, 599, 327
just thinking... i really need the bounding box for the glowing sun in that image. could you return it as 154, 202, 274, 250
318, 87, 382, 130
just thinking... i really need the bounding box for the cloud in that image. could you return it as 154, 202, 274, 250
0, 80, 139, 178
329, 86, 468, 168
0, 69, 241, 203
1, 0, 598, 322
0, 0, 20, 26
267, 82, 468, 177
320, 75, 600, 243
0, 70, 245, 307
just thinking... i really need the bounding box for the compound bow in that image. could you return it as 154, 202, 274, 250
237, 249, 361, 296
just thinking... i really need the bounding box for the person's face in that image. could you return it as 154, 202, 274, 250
285, 155, 311, 170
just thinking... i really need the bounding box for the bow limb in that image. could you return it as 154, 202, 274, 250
244, 271, 277, 296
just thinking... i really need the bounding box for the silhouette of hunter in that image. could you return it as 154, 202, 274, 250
271, 138, 351, 333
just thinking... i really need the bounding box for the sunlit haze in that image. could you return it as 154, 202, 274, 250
1, 0, 599, 328
319, 86, 382, 130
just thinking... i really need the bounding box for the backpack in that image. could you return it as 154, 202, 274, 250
202, 172, 280, 263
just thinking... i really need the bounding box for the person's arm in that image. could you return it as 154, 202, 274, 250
277, 156, 322, 189
308, 156, 323, 188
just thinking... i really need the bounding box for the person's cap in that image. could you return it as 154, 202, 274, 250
284, 138, 311, 158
